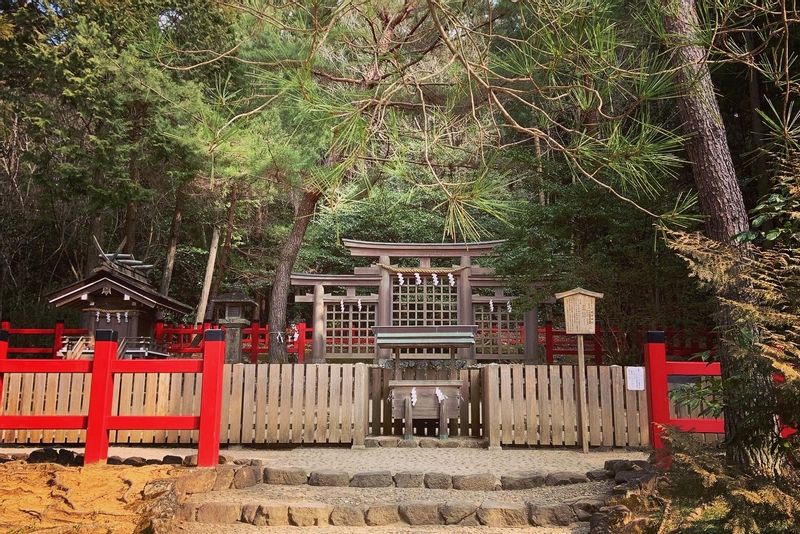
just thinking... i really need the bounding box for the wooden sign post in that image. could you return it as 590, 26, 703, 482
555, 287, 603, 454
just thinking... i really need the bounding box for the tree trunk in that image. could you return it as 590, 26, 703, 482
209, 187, 239, 304
268, 190, 321, 362
160, 189, 183, 296
663, 0, 782, 475
123, 201, 137, 255
84, 212, 106, 276
195, 226, 220, 325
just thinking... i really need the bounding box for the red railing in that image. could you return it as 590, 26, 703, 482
0, 328, 224, 466
0, 320, 89, 358
645, 330, 794, 452
154, 321, 307, 363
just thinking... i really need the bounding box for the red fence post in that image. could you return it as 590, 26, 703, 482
84, 330, 117, 464
644, 331, 669, 451
154, 321, 164, 345
0, 330, 7, 407
545, 321, 554, 364
197, 329, 224, 467
52, 320, 65, 359
249, 321, 259, 364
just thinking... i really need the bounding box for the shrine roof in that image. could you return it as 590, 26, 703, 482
342, 238, 506, 258
47, 263, 192, 314
290, 273, 381, 286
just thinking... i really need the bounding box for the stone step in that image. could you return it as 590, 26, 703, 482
177, 479, 613, 528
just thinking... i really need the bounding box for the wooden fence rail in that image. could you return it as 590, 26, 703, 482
1, 362, 650, 448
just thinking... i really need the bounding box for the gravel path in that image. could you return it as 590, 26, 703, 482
0, 446, 647, 475
186, 481, 614, 508
176, 523, 587, 533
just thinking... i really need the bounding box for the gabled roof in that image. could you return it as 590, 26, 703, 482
47, 263, 192, 315
554, 287, 604, 300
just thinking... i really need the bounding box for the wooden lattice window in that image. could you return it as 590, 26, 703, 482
392, 277, 457, 357
474, 302, 524, 359
392, 277, 457, 326
325, 302, 376, 357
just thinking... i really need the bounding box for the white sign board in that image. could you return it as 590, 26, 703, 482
626, 367, 646, 391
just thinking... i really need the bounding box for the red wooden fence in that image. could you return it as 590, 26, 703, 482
0, 328, 224, 466
0, 320, 89, 358
645, 330, 794, 452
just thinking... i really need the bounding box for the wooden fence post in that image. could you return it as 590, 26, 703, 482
482, 364, 501, 449
197, 329, 224, 467
545, 321, 554, 364
644, 331, 669, 450
352, 362, 368, 448
84, 330, 117, 464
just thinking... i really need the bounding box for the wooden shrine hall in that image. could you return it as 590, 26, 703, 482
291, 239, 540, 363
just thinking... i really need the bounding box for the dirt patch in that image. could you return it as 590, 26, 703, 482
0, 460, 179, 533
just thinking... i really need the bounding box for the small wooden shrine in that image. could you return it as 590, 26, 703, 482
291, 239, 540, 363
47, 252, 192, 341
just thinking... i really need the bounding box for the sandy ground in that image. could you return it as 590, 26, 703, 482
0, 446, 648, 475
0, 461, 178, 534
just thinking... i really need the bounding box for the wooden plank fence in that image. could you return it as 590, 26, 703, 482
482, 364, 650, 447
0, 363, 653, 448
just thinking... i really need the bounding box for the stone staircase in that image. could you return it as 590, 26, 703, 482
162, 460, 656, 529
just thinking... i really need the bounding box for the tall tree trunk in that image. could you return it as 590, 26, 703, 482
123, 201, 137, 255
268, 190, 321, 362
209, 186, 239, 304
663, 0, 781, 474
195, 226, 220, 325
84, 211, 106, 276
160, 189, 184, 296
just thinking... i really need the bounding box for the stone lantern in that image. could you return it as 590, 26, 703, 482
213, 290, 257, 363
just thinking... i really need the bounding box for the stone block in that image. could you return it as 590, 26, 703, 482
10, 453, 28, 462
309, 470, 350, 486
196, 502, 241, 524
399, 501, 441, 525
288, 503, 332, 526
146, 459, 161, 465
394, 472, 424, 488
418, 437, 439, 448
397, 438, 418, 448
174, 502, 196, 522
182, 454, 198, 467
123, 456, 147, 467
142, 479, 176, 500
545, 471, 589, 486
501, 471, 546, 490
376, 436, 400, 448
438, 439, 460, 448
71, 454, 84, 467
350, 471, 393, 488
57, 449, 77, 466
264, 466, 307, 485
478, 501, 528, 527
254, 503, 289, 526
241, 503, 259, 524
529, 503, 577, 526
366, 504, 400, 526
106, 456, 123, 465
570, 497, 608, 521
330, 505, 366, 526
603, 459, 634, 474
364, 437, 380, 448
28, 448, 59, 464
218, 454, 234, 465
213, 466, 235, 491
175, 469, 217, 494
424, 472, 452, 489
249, 459, 264, 469
587, 469, 613, 481
232, 466, 261, 489
440, 501, 480, 525
452, 473, 497, 491
162, 455, 183, 465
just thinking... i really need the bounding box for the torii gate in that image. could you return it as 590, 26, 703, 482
291, 239, 540, 363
